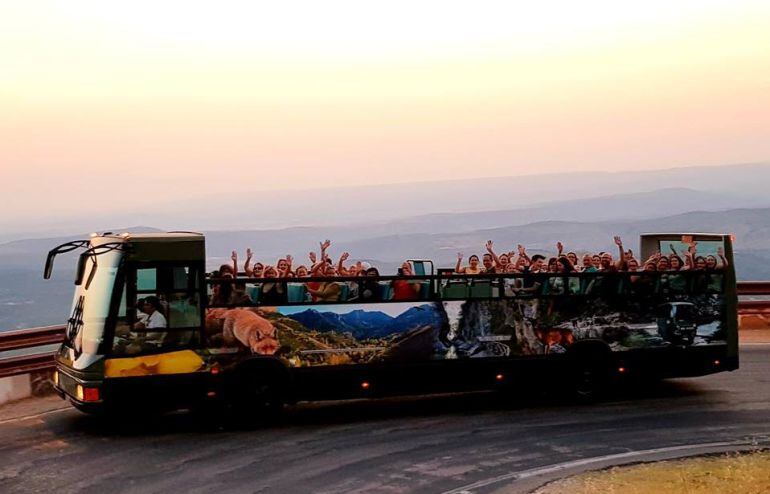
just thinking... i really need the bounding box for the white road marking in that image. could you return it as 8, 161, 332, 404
441, 439, 761, 494
0, 407, 69, 425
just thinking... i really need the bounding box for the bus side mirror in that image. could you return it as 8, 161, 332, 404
75, 252, 88, 286
43, 251, 56, 280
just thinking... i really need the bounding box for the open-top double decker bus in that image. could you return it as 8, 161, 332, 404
45, 232, 738, 414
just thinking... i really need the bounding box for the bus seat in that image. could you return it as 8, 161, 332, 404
442, 282, 468, 299
247, 284, 261, 303
287, 283, 307, 303
379, 282, 393, 300
412, 262, 426, 276
337, 283, 350, 301
469, 280, 493, 298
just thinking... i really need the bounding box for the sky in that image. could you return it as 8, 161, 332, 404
3, 0, 770, 233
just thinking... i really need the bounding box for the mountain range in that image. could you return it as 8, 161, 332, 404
3, 162, 769, 241
287, 305, 441, 339
3, 163, 770, 330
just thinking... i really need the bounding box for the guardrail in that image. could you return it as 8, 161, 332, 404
0, 325, 65, 378
1, 282, 769, 379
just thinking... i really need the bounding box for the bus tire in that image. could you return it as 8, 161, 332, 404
229, 360, 288, 423
566, 341, 612, 401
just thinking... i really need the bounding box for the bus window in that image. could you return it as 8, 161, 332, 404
137, 268, 156, 291
114, 264, 202, 355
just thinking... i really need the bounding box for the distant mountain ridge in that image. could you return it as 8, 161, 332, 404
4, 162, 769, 240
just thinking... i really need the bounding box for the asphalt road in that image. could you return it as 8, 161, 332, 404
2, 346, 770, 494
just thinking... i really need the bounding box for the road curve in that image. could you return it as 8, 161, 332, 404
2, 346, 770, 494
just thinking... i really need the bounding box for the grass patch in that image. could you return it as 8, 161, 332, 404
535, 450, 770, 494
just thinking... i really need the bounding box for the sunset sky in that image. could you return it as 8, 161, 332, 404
3, 1, 770, 232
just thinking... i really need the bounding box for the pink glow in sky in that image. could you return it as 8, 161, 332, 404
3, 1, 770, 228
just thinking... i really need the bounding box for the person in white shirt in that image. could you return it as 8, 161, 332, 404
134, 296, 167, 343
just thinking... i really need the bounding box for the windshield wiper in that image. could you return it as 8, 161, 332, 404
76, 243, 128, 289
44, 240, 128, 288
44, 240, 90, 280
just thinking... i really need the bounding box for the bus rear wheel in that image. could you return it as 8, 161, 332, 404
566, 344, 612, 401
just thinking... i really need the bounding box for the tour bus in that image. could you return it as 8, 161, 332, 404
45, 232, 738, 414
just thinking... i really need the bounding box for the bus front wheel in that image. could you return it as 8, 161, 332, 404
229, 365, 286, 422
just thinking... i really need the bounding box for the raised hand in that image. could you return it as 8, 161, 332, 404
320, 239, 331, 251
717, 246, 725, 257
485, 240, 494, 253
613, 236, 622, 247
309, 251, 317, 263
688, 242, 698, 254
286, 254, 293, 265
340, 252, 350, 262
517, 244, 526, 256
231, 250, 238, 262
556, 241, 563, 254
246, 248, 253, 260
457, 252, 463, 261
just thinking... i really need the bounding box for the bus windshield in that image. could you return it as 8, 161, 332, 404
65, 248, 124, 357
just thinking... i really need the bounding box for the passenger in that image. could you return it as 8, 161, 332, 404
545, 257, 568, 295
209, 268, 235, 306
566, 252, 578, 267
528, 254, 546, 273
581, 255, 597, 272
505, 263, 519, 274
455, 253, 484, 274
307, 257, 332, 301
259, 266, 288, 305
547, 257, 559, 273
514, 256, 529, 272
232, 281, 254, 305
716, 246, 729, 269
484, 240, 505, 273
229, 250, 240, 277
249, 262, 264, 278
393, 262, 421, 300
518, 253, 544, 293
243, 249, 259, 277
336, 252, 350, 276
134, 296, 167, 340
599, 252, 617, 272
276, 255, 293, 277
295, 265, 309, 277
627, 258, 640, 271
482, 254, 496, 273
306, 263, 341, 302
359, 267, 383, 302
591, 254, 602, 270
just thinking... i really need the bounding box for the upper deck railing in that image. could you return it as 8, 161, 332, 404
2, 281, 769, 379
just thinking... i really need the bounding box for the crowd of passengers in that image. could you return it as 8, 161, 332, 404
208, 237, 728, 306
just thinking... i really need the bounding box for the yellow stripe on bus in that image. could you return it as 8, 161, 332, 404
104, 350, 204, 378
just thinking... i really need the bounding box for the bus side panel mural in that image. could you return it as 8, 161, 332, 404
203, 288, 726, 366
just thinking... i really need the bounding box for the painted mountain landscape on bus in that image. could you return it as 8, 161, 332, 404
285, 305, 442, 339
201, 270, 727, 368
